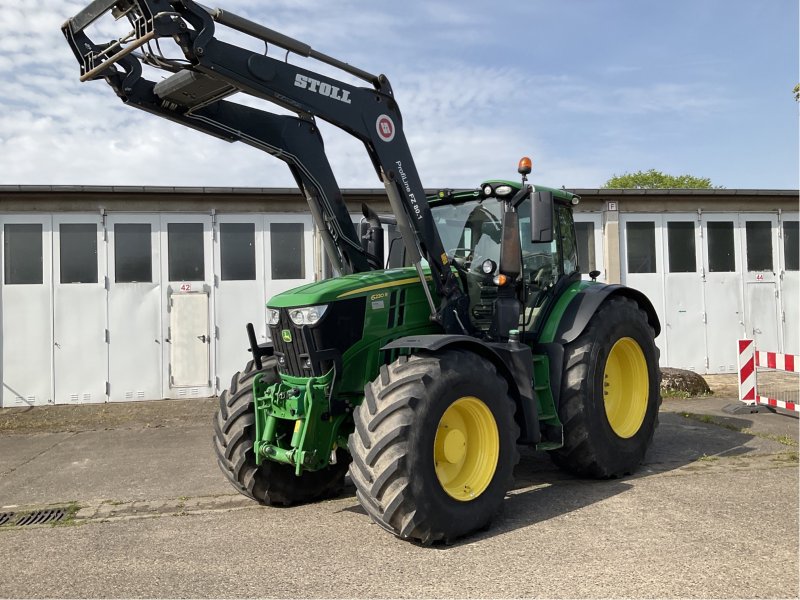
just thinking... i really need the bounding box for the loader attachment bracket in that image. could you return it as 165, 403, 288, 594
62, 0, 182, 82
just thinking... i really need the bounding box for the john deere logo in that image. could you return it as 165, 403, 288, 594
281, 329, 292, 343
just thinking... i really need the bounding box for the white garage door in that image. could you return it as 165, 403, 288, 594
52, 215, 107, 404
107, 214, 162, 401
0, 216, 53, 406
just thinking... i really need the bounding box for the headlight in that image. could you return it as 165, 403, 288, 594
288, 304, 328, 326
267, 308, 280, 326
482, 184, 493, 196
481, 259, 497, 275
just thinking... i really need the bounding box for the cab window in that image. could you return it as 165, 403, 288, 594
557, 204, 578, 275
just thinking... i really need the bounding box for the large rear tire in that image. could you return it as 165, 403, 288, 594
549, 296, 661, 478
349, 349, 519, 544
213, 359, 349, 505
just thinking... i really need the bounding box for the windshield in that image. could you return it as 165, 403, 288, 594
431, 197, 557, 274
431, 197, 559, 333
432, 198, 503, 271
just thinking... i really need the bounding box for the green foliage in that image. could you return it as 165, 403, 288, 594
603, 169, 720, 189
794, 83, 800, 101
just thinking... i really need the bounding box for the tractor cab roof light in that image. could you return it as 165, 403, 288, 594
494, 184, 513, 197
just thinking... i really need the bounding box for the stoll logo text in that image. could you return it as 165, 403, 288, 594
294, 74, 352, 104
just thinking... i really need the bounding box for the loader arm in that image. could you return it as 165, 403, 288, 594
108, 52, 373, 275
62, 0, 469, 332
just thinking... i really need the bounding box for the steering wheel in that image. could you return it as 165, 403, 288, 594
446, 247, 473, 268
445, 247, 473, 290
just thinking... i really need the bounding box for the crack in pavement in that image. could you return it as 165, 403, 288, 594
0, 432, 79, 479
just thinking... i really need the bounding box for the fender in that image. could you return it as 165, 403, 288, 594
382, 335, 541, 444
552, 283, 661, 345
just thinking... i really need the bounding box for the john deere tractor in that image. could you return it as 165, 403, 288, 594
64, 0, 661, 544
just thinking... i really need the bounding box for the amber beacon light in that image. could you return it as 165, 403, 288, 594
518, 156, 532, 175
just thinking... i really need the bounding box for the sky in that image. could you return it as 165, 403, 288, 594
0, 0, 797, 190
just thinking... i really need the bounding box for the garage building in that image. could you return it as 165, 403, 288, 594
0, 185, 796, 406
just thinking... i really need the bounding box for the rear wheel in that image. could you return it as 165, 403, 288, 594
213, 359, 349, 505
549, 296, 661, 478
349, 349, 519, 544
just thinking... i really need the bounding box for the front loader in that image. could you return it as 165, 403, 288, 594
63, 0, 662, 544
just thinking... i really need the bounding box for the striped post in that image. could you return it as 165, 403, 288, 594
737, 339, 756, 404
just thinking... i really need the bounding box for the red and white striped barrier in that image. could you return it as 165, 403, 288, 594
737, 339, 799, 412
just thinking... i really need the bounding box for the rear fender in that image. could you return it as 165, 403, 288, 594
552, 284, 661, 345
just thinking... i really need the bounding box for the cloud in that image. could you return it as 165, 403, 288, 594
0, 0, 779, 190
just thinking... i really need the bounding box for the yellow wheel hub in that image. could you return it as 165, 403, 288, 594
434, 396, 499, 501
603, 337, 649, 438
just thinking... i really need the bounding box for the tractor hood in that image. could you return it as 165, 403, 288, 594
267, 267, 430, 308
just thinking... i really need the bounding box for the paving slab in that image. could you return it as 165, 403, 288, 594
0, 424, 229, 507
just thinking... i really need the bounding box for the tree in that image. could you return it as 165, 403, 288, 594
794, 83, 799, 102
602, 169, 720, 189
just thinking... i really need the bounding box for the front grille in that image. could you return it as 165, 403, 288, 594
269, 298, 366, 378
271, 311, 313, 377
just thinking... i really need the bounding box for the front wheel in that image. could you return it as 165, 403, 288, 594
349, 349, 519, 544
213, 359, 350, 505
549, 296, 661, 478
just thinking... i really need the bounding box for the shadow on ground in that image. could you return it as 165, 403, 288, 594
336, 406, 797, 547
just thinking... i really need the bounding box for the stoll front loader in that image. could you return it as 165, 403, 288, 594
63, 0, 661, 544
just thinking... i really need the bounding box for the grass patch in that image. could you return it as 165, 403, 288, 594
51, 501, 81, 528
697, 454, 719, 462
661, 389, 714, 399
661, 390, 691, 399
771, 451, 799, 463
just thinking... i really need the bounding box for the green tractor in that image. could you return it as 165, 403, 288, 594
64, 0, 661, 544
215, 176, 661, 543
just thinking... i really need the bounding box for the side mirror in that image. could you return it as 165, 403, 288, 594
360, 203, 384, 269
531, 190, 553, 243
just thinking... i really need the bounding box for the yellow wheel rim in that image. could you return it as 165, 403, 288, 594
603, 337, 649, 438
434, 396, 499, 501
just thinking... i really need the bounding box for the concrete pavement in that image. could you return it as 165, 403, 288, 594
0, 390, 797, 598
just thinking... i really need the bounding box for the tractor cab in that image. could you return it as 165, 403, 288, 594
429, 161, 582, 340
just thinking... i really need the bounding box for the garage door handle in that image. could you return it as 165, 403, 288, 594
198, 335, 208, 343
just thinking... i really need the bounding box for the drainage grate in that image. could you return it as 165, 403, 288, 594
0, 508, 68, 527
15, 508, 67, 526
